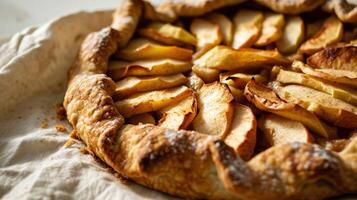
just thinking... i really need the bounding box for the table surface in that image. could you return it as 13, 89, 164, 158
0, 0, 121, 39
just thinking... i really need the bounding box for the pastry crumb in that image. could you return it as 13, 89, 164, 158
41, 118, 49, 128
55, 124, 67, 133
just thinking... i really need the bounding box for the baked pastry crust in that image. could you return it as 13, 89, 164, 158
64, 0, 357, 199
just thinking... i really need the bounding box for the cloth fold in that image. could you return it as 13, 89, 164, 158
0, 10, 175, 200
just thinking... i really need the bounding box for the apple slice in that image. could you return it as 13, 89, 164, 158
306, 20, 323, 38
127, 113, 156, 125
244, 80, 336, 138
276, 16, 305, 54
138, 22, 197, 46
232, 9, 264, 49
228, 86, 244, 102
193, 46, 290, 71
192, 82, 234, 137
255, 13, 285, 46
206, 12, 233, 45
224, 104, 257, 160
191, 65, 220, 83
114, 74, 187, 99
107, 59, 191, 80
115, 86, 192, 117
258, 113, 313, 146
307, 46, 357, 71
158, 93, 197, 130
299, 16, 343, 55
292, 60, 357, 88
275, 84, 357, 129
186, 71, 204, 91
115, 38, 193, 61
277, 69, 357, 106
220, 71, 267, 89
190, 18, 223, 50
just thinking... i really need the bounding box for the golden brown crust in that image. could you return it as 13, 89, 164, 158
63, 0, 357, 199
253, 0, 325, 14
142, 0, 246, 22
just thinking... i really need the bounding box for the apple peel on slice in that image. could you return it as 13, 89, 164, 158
244, 80, 336, 138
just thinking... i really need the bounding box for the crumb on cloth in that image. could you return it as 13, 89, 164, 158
55, 124, 67, 133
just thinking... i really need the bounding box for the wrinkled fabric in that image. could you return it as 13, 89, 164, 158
0, 10, 176, 200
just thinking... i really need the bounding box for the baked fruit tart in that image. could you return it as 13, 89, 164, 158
63, 0, 357, 199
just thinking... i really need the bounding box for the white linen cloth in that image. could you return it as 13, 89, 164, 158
0, 10, 177, 200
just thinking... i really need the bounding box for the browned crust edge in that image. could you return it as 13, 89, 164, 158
63, 0, 357, 199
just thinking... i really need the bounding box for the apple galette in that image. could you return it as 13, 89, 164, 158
64, 0, 357, 199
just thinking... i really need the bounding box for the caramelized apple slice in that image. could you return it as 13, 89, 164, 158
127, 113, 156, 125
220, 71, 267, 89
224, 104, 257, 160
115, 38, 193, 61
158, 94, 197, 130
186, 71, 204, 91
228, 86, 244, 102
114, 74, 187, 99
244, 80, 336, 138
206, 12, 233, 45
276, 16, 305, 54
299, 16, 343, 55
258, 113, 313, 146
232, 9, 264, 49
115, 86, 192, 117
108, 59, 191, 80
192, 82, 234, 137
138, 22, 197, 46
191, 65, 220, 83
255, 13, 285, 46
190, 18, 223, 50
307, 46, 357, 71
292, 60, 357, 88
275, 84, 357, 129
277, 69, 357, 106
193, 46, 290, 70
